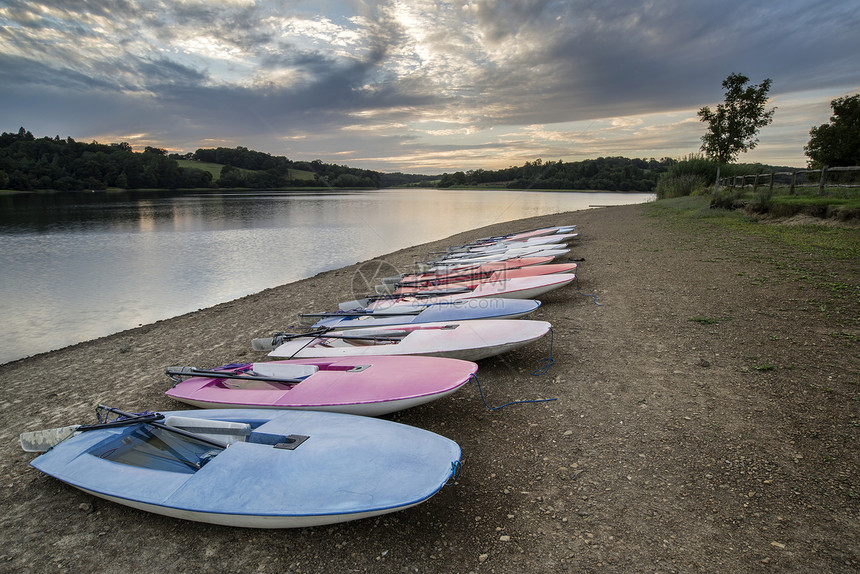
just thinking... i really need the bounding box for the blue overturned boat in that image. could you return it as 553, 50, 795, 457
22, 406, 461, 528
304, 297, 540, 330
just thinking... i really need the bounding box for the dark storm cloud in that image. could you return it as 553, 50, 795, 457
1, 0, 858, 170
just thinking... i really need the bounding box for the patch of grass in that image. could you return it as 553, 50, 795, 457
830, 331, 860, 343
646, 195, 859, 258
644, 196, 860, 324
176, 159, 225, 180
175, 159, 316, 182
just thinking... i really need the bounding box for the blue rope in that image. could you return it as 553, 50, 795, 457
575, 273, 602, 306
470, 374, 557, 411
566, 236, 600, 305
531, 326, 554, 375
447, 460, 462, 484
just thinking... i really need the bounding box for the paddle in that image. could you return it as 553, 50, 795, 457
435, 242, 570, 261
20, 406, 228, 453
20, 411, 164, 452
438, 227, 578, 255
298, 309, 423, 318
251, 329, 409, 351
166, 366, 303, 385
338, 287, 473, 310
98, 406, 229, 449
391, 269, 497, 287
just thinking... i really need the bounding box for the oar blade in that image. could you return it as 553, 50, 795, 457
251, 337, 277, 351
375, 283, 395, 295
20, 425, 81, 453
338, 298, 370, 311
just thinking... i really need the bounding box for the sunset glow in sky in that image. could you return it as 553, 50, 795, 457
2, 0, 858, 173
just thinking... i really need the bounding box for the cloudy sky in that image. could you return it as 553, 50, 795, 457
2, 1, 858, 174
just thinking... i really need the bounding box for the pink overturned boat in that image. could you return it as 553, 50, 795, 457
256, 319, 552, 362
387, 255, 556, 286
386, 263, 577, 295
165, 356, 478, 416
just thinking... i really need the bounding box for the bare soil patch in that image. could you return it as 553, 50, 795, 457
0, 204, 857, 573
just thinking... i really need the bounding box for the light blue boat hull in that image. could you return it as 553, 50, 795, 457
29, 409, 461, 528
311, 297, 540, 330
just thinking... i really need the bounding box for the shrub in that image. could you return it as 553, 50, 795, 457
710, 188, 747, 210
655, 174, 708, 199
655, 154, 717, 198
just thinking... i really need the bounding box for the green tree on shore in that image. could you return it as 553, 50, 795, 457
698, 73, 775, 194
804, 94, 860, 169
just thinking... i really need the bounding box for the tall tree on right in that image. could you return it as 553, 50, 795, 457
804, 94, 860, 169
698, 73, 775, 194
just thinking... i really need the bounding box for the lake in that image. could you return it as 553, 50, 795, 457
0, 188, 653, 364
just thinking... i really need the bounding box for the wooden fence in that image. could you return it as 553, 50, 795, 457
719, 166, 860, 194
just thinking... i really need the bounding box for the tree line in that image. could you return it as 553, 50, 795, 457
0, 129, 380, 191
0, 129, 213, 191
436, 157, 674, 191
0, 129, 672, 193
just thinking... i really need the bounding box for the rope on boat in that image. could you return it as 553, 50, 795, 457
447, 460, 462, 484
566, 238, 600, 305
531, 326, 554, 376
470, 374, 557, 411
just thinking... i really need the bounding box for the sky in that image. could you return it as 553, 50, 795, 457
1, 1, 859, 174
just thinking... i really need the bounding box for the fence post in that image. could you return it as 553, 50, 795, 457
769, 170, 774, 192
790, 171, 796, 194
818, 166, 828, 195
753, 173, 760, 194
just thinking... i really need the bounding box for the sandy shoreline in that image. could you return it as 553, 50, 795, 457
1, 203, 857, 573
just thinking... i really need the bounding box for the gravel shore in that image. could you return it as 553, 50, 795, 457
1, 203, 857, 573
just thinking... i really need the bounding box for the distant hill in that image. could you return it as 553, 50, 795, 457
182, 147, 380, 189
174, 159, 317, 182
380, 172, 440, 188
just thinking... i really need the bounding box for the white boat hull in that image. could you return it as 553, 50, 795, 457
267, 320, 552, 362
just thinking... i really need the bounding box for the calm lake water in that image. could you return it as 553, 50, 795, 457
0, 188, 653, 364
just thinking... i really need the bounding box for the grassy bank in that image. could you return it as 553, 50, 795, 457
646, 196, 859, 259
645, 196, 859, 327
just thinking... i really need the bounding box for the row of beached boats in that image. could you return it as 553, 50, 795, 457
21, 224, 578, 528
